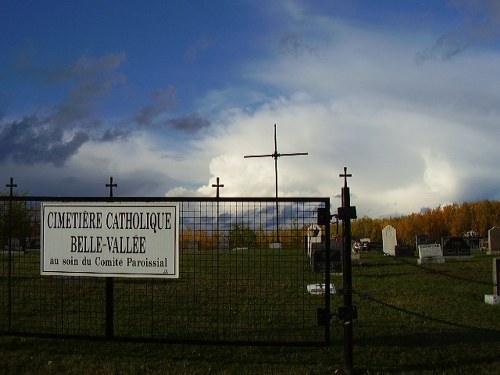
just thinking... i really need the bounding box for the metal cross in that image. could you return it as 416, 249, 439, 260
6, 177, 17, 197
212, 177, 224, 198
245, 124, 308, 200
339, 167, 352, 188
244, 124, 308, 241
106, 177, 117, 198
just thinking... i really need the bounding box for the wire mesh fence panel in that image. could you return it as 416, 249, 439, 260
0, 196, 330, 345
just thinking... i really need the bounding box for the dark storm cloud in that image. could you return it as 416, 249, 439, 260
165, 113, 211, 134
0, 116, 89, 166
279, 32, 317, 58
99, 128, 131, 142
134, 86, 210, 134
49, 54, 126, 127
416, 0, 500, 63
1, 53, 128, 166
135, 86, 178, 126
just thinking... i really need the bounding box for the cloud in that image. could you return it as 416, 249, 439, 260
165, 113, 211, 134
135, 85, 178, 126
0, 53, 131, 166
0, 116, 89, 166
169, 12, 500, 217
185, 36, 214, 62
416, 0, 500, 63
279, 32, 317, 58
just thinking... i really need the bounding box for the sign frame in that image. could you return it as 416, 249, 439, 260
41, 202, 179, 278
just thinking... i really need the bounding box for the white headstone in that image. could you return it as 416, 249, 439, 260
306, 283, 336, 295
488, 227, 500, 255
417, 244, 445, 264
382, 225, 397, 256
307, 224, 322, 257
485, 258, 500, 305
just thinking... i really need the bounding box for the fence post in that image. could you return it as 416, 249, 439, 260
105, 177, 117, 338
337, 168, 357, 375
6, 177, 17, 332
324, 202, 331, 343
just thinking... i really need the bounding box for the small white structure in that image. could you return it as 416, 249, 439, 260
307, 224, 322, 257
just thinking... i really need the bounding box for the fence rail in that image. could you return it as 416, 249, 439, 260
0, 195, 331, 345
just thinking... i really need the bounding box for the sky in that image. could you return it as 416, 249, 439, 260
1, 0, 500, 218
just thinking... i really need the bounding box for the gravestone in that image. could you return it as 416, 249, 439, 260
269, 242, 282, 249
395, 244, 414, 257
441, 237, 471, 257
485, 258, 500, 305
488, 227, 500, 255
416, 234, 429, 246
306, 283, 336, 295
382, 225, 397, 256
417, 244, 445, 264
311, 240, 342, 274
307, 224, 322, 257
184, 241, 201, 252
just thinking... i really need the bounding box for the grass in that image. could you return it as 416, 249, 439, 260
1, 251, 500, 374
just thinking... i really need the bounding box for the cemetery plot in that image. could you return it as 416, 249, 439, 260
0, 246, 334, 343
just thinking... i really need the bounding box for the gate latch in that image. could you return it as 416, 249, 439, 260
337, 305, 358, 321
317, 307, 333, 326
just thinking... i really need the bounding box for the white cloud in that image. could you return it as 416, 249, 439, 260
166, 14, 500, 217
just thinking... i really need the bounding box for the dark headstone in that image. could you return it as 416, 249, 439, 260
366, 242, 382, 251
311, 240, 342, 273
395, 244, 414, 257
416, 234, 429, 246
441, 237, 471, 256
494, 258, 500, 296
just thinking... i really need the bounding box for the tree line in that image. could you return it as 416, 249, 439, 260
349, 200, 500, 245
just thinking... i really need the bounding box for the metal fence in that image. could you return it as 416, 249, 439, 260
0, 195, 332, 345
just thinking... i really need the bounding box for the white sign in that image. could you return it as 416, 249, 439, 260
41, 202, 179, 278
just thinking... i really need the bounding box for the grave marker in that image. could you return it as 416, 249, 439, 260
488, 227, 500, 255
307, 224, 322, 257
382, 225, 397, 256
485, 258, 500, 305
416, 234, 429, 246
394, 244, 414, 257
441, 237, 471, 257
417, 244, 445, 264
307, 283, 336, 295
311, 240, 342, 274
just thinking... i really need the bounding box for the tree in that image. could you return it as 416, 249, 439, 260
0, 193, 37, 249
228, 224, 257, 249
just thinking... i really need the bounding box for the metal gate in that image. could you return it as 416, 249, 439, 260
0, 195, 332, 345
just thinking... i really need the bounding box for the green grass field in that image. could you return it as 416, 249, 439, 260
1, 251, 500, 374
